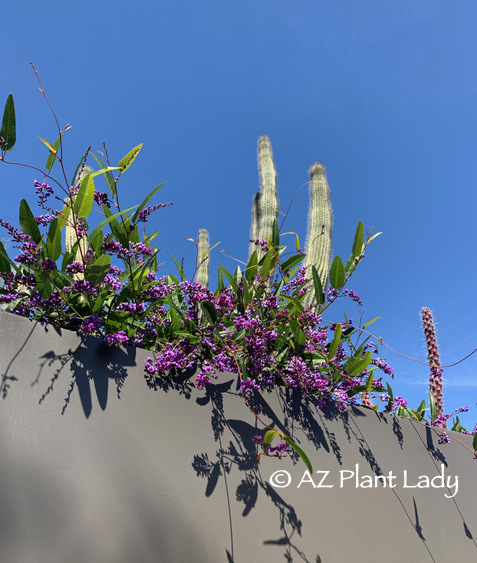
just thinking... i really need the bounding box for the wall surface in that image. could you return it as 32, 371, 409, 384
0, 311, 476, 563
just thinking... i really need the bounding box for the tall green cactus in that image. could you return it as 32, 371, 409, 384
196, 228, 210, 287
421, 307, 445, 426
249, 192, 261, 257
249, 136, 278, 260
303, 163, 333, 306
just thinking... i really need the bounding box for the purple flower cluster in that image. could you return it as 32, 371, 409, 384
81, 315, 103, 334
65, 262, 84, 275
35, 214, 54, 226
34, 180, 53, 204
392, 396, 408, 410
240, 378, 261, 394
94, 190, 110, 207
138, 202, 173, 223
105, 331, 130, 346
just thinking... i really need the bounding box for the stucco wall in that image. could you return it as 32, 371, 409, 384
0, 311, 476, 562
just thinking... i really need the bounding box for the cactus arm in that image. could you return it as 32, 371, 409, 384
303, 163, 333, 306
196, 228, 210, 287
249, 192, 261, 258
255, 136, 278, 260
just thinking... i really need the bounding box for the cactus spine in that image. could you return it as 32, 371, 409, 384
303, 163, 333, 303
249, 136, 278, 260
421, 307, 445, 426
196, 228, 210, 287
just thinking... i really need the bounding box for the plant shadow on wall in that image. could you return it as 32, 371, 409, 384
152, 371, 476, 563
0, 319, 134, 418
154, 371, 324, 563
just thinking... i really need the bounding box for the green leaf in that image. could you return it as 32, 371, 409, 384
46, 218, 62, 262
88, 205, 138, 242
91, 167, 119, 178
385, 382, 394, 411
271, 219, 280, 248
118, 143, 143, 173
281, 253, 304, 273
131, 183, 165, 224
352, 221, 364, 258
74, 174, 95, 218
365, 370, 374, 392
19, 199, 41, 244
88, 228, 104, 255
102, 204, 128, 248
218, 265, 239, 295
0, 94, 16, 151
328, 323, 342, 360
169, 307, 181, 333
346, 351, 373, 377
217, 268, 224, 291
279, 294, 304, 313
451, 417, 462, 433
311, 265, 324, 305
294, 325, 306, 347
263, 430, 280, 445
200, 300, 217, 325
91, 152, 117, 197
429, 390, 437, 423
46, 136, 61, 171
86, 254, 111, 286
35, 264, 52, 299
260, 250, 275, 281
57, 204, 72, 230
415, 400, 426, 414
171, 255, 186, 282
245, 250, 258, 282
283, 436, 313, 473
0, 240, 11, 273
473, 433, 477, 452
38, 136, 58, 156
363, 316, 380, 329
329, 256, 345, 290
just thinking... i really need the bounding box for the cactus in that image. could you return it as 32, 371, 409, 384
196, 228, 210, 287
421, 307, 445, 426
303, 163, 333, 306
249, 192, 261, 257
249, 136, 278, 260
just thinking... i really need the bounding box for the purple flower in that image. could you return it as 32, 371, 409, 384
437, 432, 451, 445
81, 315, 103, 334
94, 191, 110, 207
104, 331, 130, 346
268, 442, 290, 457
138, 202, 173, 223
34, 180, 53, 204
240, 378, 261, 394
35, 214, 54, 226
40, 258, 56, 271
65, 262, 84, 275
392, 396, 408, 410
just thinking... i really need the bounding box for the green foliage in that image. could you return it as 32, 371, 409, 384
0, 94, 16, 152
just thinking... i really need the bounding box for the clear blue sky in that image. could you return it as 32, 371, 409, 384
2, 1, 477, 428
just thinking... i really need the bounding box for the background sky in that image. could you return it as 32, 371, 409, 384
1, 1, 477, 428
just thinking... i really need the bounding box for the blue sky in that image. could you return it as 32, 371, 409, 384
2, 1, 477, 428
